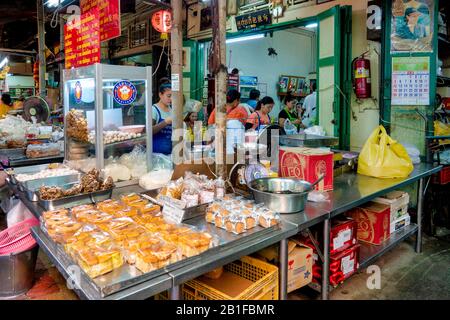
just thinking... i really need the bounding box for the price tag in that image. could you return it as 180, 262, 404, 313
159, 195, 186, 209
341, 229, 352, 243
162, 203, 185, 224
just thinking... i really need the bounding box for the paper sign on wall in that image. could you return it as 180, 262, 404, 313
64, 8, 100, 69
391, 56, 430, 106
80, 0, 121, 42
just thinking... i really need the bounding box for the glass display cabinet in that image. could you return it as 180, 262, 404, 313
63, 64, 153, 186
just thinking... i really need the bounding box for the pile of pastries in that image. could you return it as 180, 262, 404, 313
206, 195, 281, 235
39, 169, 114, 200
40, 193, 214, 278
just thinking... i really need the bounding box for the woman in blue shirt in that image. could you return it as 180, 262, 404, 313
152, 83, 173, 155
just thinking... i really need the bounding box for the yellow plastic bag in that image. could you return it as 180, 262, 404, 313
434, 120, 450, 145
357, 126, 413, 179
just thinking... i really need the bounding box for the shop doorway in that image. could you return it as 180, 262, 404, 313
198, 5, 352, 148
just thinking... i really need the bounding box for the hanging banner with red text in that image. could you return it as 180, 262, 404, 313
80, 0, 121, 42
64, 8, 100, 69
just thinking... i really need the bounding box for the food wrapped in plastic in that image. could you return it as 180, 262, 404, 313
181, 189, 199, 208
159, 178, 183, 200
41, 209, 69, 221
104, 220, 147, 244
96, 199, 126, 214
113, 207, 139, 218
132, 212, 162, 225
177, 231, 213, 257
258, 210, 281, 228
45, 220, 83, 244
139, 203, 161, 216
127, 199, 150, 212
238, 209, 258, 230
66, 227, 124, 279
26, 143, 60, 159
225, 215, 246, 235
96, 217, 134, 232
74, 210, 113, 225
144, 220, 178, 233
199, 180, 215, 204
70, 204, 95, 215
122, 233, 163, 265
120, 193, 141, 205
158, 225, 194, 244
135, 240, 181, 273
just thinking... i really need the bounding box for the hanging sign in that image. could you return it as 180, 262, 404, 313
64, 8, 100, 69
235, 9, 272, 31
80, 0, 121, 42
367, 0, 382, 42
113, 80, 137, 105
391, 56, 430, 106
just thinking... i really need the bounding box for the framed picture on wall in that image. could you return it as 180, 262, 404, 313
279, 76, 289, 93
317, 0, 334, 4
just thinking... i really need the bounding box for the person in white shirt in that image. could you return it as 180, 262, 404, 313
302, 82, 317, 128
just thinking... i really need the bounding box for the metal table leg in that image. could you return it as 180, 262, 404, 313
416, 178, 424, 253
169, 285, 181, 300
322, 219, 330, 300
279, 238, 288, 300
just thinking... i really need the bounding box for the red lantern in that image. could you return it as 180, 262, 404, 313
151, 10, 172, 38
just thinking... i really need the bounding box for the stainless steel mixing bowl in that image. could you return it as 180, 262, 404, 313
248, 177, 314, 213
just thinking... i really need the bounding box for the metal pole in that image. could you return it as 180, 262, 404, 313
214, 0, 228, 179
169, 285, 181, 300
322, 218, 330, 300
37, 0, 46, 96
416, 178, 424, 253
279, 239, 288, 300
59, 15, 65, 103
170, 0, 184, 156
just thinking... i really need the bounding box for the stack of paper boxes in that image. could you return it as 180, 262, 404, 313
372, 191, 410, 234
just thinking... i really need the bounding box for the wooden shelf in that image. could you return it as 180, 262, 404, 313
277, 92, 307, 98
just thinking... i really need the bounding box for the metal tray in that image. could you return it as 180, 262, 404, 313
6, 163, 71, 185
21, 174, 81, 202
38, 188, 114, 211
142, 189, 210, 222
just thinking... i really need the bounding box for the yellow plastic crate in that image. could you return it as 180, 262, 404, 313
156, 256, 279, 300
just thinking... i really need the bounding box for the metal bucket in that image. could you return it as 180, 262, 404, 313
0, 245, 38, 298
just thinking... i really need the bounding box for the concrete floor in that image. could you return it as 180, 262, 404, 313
290, 231, 450, 300
2, 212, 450, 300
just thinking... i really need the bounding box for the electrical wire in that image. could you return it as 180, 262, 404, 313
152, 39, 167, 76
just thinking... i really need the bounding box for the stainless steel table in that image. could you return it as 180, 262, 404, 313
0, 149, 64, 168
315, 163, 442, 300
8, 181, 299, 300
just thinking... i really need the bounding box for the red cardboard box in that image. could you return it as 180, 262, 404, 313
279, 147, 334, 191
330, 218, 358, 255
310, 245, 360, 287
347, 202, 391, 245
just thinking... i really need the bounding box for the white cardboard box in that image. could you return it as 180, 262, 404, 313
390, 214, 411, 234
373, 191, 409, 223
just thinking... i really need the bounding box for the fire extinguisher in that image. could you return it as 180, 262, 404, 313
352, 52, 371, 99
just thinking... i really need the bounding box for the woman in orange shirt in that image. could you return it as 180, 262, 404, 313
245, 96, 274, 131
208, 89, 248, 126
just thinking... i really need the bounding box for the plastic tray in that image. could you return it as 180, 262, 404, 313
156, 256, 279, 300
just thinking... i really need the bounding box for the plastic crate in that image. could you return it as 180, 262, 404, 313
156, 256, 279, 300
433, 166, 450, 185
